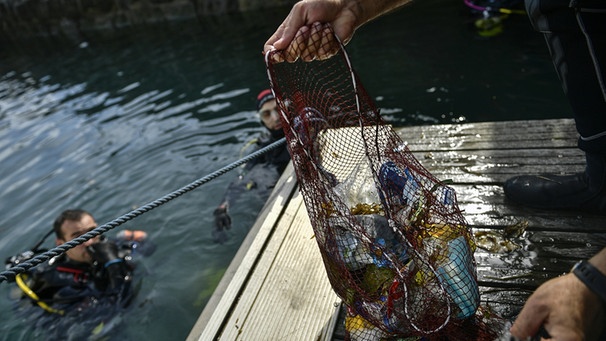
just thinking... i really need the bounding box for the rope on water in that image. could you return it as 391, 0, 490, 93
0, 137, 287, 284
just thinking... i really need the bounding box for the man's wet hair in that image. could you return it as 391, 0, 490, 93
53, 209, 93, 239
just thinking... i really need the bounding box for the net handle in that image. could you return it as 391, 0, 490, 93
264, 23, 360, 115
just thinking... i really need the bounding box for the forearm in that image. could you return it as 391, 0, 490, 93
574, 247, 606, 306
511, 248, 606, 340
588, 248, 606, 274
215, 182, 240, 207
266, 0, 415, 55
350, 0, 413, 28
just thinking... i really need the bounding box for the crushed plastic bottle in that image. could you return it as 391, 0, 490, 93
331, 214, 408, 271
435, 185, 454, 207
435, 236, 479, 319
378, 161, 422, 224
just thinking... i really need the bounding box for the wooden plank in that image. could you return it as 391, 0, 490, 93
473, 230, 606, 288
446, 184, 606, 232
478, 288, 530, 320
216, 193, 306, 339
402, 119, 584, 184
399, 119, 578, 152
409, 155, 585, 184
219, 191, 340, 340
398, 118, 577, 144
187, 163, 298, 341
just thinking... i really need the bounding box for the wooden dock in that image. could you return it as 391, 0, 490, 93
187, 118, 606, 341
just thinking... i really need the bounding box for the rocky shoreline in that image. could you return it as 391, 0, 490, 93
0, 0, 297, 42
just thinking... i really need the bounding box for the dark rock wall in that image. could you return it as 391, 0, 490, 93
0, 0, 297, 41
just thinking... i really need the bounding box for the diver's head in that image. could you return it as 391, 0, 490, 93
257, 89, 283, 137
53, 209, 100, 264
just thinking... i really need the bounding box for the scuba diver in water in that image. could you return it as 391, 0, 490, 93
212, 89, 290, 243
6, 209, 154, 339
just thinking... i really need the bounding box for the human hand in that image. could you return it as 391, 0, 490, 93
213, 206, 232, 231
117, 229, 148, 242
88, 240, 121, 266
264, 0, 359, 63
263, 0, 413, 63
511, 273, 605, 341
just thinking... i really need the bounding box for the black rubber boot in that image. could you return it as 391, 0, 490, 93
503, 152, 606, 213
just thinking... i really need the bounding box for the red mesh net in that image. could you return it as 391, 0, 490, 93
265, 24, 505, 340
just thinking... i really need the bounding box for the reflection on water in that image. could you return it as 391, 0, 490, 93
0, 1, 572, 340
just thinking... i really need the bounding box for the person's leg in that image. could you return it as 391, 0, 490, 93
504, 0, 606, 212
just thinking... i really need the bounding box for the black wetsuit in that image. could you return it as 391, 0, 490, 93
12, 237, 153, 340
212, 129, 290, 243
222, 130, 290, 206
525, 0, 606, 152
26, 250, 132, 309
243, 130, 290, 174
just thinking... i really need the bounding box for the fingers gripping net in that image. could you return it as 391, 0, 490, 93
266, 25, 501, 340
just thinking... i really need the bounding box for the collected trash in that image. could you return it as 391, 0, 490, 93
266, 23, 504, 340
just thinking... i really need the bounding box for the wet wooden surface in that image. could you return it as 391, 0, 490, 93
189, 118, 606, 341
396, 119, 606, 318
187, 162, 341, 341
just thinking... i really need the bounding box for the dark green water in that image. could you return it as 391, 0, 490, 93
0, 1, 571, 340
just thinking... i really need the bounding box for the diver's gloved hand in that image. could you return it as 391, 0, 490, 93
88, 240, 121, 267
213, 205, 232, 231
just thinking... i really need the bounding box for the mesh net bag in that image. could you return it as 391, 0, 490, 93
265, 24, 505, 341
